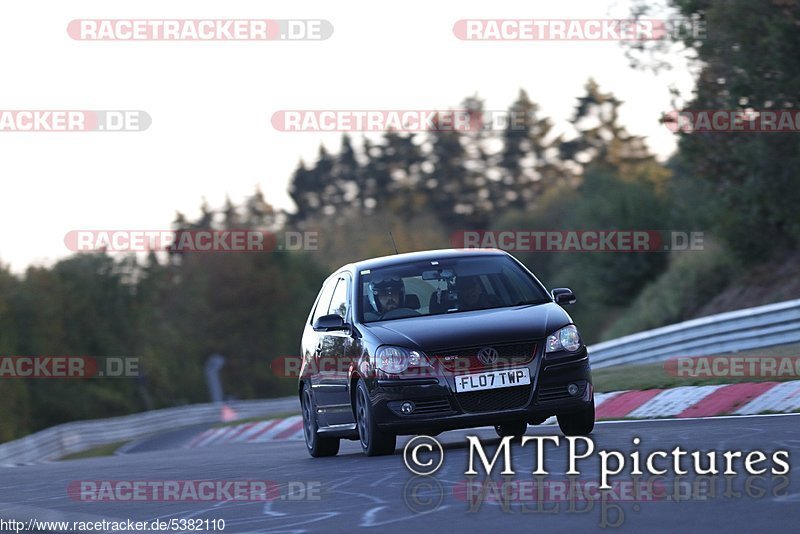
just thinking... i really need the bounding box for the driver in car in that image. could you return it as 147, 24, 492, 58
372, 277, 405, 315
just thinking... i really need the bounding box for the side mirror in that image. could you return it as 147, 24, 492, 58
551, 288, 576, 305
313, 314, 348, 331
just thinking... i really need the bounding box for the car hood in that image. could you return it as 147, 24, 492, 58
361, 302, 572, 351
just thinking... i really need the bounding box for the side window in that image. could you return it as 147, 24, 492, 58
311, 277, 338, 324
328, 275, 350, 320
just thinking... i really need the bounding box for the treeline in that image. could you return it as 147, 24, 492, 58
288, 80, 665, 233
1, 0, 798, 442
0, 231, 327, 442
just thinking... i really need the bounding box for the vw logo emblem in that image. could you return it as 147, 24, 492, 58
477, 347, 499, 365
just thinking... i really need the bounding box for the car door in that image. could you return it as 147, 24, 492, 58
304, 275, 338, 406
316, 272, 355, 427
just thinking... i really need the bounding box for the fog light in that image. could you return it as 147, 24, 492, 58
567, 383, 580, 396
401, 401, 415, 414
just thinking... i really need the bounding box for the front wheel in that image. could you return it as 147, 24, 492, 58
301, 383, 340, 457
355, 380, 396, 456
557, 398, 595, 436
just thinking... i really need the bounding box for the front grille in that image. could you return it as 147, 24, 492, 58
536, 382, 587, 403
413, 399, 453, 415
457, 385, 532, 413
431, 342, 537, 372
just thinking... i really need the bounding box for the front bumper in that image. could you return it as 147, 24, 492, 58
368, 346, 592, 435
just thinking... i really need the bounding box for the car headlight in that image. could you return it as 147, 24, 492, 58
546, 325, 581, 353
375, 346, 430, 374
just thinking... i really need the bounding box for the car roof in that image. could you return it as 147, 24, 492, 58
336, 248, 510, 275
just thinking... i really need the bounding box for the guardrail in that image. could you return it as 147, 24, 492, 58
0, 397, 298, 466
588, 298, 800, 369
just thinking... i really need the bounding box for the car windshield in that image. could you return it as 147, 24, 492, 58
359, 255, 550, 323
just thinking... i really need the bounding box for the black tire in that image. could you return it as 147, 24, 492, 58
355, 379, 396, 456
495, 421, 528, 439
301, 383, 340, 457
557, 397, 595, 436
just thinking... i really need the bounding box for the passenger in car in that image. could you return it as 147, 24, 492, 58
456, 275, 500, 311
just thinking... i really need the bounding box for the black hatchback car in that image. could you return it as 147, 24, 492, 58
298, 249, 594, 457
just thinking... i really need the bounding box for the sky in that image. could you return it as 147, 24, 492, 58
0, 0, 695, 273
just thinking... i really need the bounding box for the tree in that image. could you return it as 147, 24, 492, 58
244, 186, 279, 230
0, 264, 29, 441
420, 110, 492, 230
493, 89, 564, 210
561, 79, 668, 190
287, 159, 319, 223
634, 0, 800, 261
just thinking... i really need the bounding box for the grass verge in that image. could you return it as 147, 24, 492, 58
60, 440, 130, 460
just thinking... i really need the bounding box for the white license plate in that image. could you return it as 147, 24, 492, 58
454, 367, 531, 393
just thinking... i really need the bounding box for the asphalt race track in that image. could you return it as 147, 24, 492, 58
1, 415, 798, 533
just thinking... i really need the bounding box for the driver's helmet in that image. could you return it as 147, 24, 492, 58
368, 275, 405, 313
